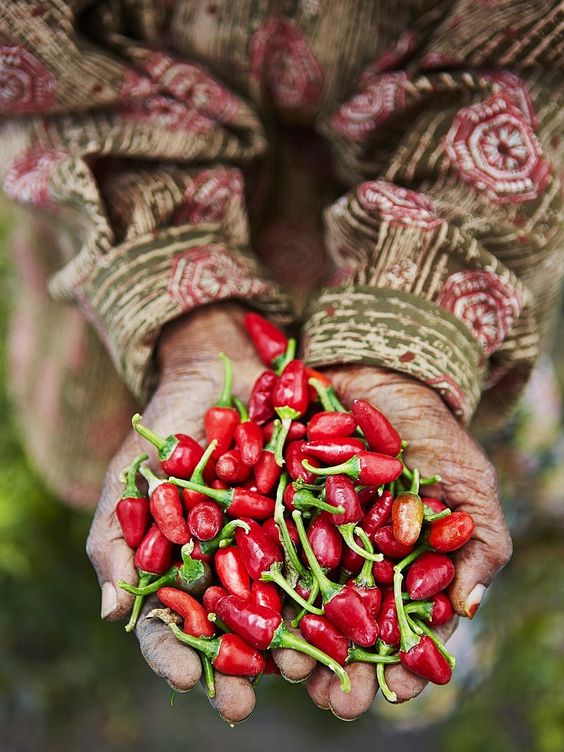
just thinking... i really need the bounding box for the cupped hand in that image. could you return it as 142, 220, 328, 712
306, 364, 512, 718
86, 303, 263, 724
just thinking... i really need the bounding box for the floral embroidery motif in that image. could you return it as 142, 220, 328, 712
0, 45, 55, 114
3, 146, 67, 207
437, 270, 523, 355
142, 54, 240, 124
330, 72, 407, 141
356, 180, 443, 230
174, 168, 244, 226
121, 94, 214, 134
444, 92, 551, 203
250, 18, 324, 111
168, 245, 271, 312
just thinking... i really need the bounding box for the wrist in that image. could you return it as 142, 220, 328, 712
156, 302, 257, 387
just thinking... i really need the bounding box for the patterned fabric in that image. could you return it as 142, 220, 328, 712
0, 1, 562, 502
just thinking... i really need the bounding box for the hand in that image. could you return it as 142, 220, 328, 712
86, 303, 264, 723
305, 365, 512, 719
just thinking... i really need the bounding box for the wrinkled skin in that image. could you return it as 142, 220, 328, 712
87, 303, 512, 722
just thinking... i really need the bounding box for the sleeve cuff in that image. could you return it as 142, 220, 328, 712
303, 286, 485, 423
58, 224, 292, 402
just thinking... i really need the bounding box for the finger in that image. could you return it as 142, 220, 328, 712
437, 447, 513, 618
384, 616, 459, 702
209, 673, 256, 724
306, 666, 333, 710
328, 662, 377, 721
86, 475, 137, 620
135, 599, 202, 691
272, 608, 316, 683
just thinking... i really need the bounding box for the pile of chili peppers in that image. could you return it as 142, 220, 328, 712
116, 313, 475, 706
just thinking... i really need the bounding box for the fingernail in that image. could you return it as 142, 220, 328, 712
464, 584, 486, 619
101, 582, 118, 618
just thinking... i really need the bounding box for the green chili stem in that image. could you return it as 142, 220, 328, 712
376, 641, 398, 703
308, 378, 335, 412
119, 567, 177, 596
273, 407, 300, 466
131, 413, 167, 452
233, 396, 249, 422
202, 656, 216, 698
424, 507, 452, 522
274, 474, 309, 579
190, 439, 218, 485
261, 565, 324, 615
215, 352, 234, 407
291, 579, 320, 628
347, 647, 400, 664
125, 573, 154, 633
408, 615, 456, 669
340, 524, 383, 562
120, 453, 149, 498
292, 510, 340, 603
274, 338, 297, 375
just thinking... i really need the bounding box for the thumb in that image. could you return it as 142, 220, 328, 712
441, 456, 513, 618
86, 477, 137, 620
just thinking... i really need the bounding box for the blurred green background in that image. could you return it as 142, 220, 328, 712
0, 213, 563, 752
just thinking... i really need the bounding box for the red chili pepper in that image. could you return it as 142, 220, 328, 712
187, 500, 224, 542
213, 595, 351, 691
406, 552, 456, 600
378, 588, 401, 648
303, 438, 366, 464
372, 558, 395, 585
134, 525, 173, 574
215, 448, 252, 483
251, 580, 283, 613
351, 399, 402, 457
340, 535, 364, 575
324, 475, 382, 562
302, 451, 403, 485
170, 478, 275, 520
263, 420, 306, 443
422, 497, 448, 514
215, 546, 251, 600
140, 465, 190, 545
232, 396, 264, 466
399, 634, 452, 685
157, 587, 215, 638
392, 492, 424, 546
356, 485, 381, 506
132, 415, 203, 480
116, 453, 150, 549
361, 490, 393, 536
211, 479, 229, 490
285, 441, 321, 482
406, 592, 454, 627
300, 614, 350, 666
272, 359, 309, 466
204, 353, 240, 459
182, 440, 218, 511
254, 421, 283, 494
373, 525, 414, 559
348, 527, 382, 617
428, 511, 475, 552
307, 412, 357, 441
293, 511, 378, 647
248, 370, 278, 425
262, 517, 300, 549
234, 518, 283, 580
167, 620, 265, 677
203, 585, 229, 613
303, 512, 342, 571
244, 312, 288, 368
